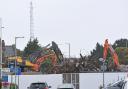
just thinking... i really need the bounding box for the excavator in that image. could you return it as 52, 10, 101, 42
8, 41, 63, 72
103, 39, 120, 67
16, 48, 57, 71
103, 39, 128, 71
103, 39, 128, 89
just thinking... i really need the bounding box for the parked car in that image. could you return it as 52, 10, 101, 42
57, 83, 75, 89
27, 82, 51, 89
105, 79, 128, 89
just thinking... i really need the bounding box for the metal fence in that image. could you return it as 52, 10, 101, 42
63, 73, 79, 89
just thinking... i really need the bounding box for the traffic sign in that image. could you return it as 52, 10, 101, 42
10, 67, 21, 75
16, 68, 21, 75
2, 68, 10, 73
2, 76, 8, 82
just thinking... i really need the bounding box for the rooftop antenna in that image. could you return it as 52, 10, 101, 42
30, 1, 34, 40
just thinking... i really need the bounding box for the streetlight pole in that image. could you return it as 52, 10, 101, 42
15, 36, 24, 89
102, 60, 105, 88
65, 43, 70, 58
99, 58, 105, 89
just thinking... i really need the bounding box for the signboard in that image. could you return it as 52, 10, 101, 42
2, 68, 10, 73
100, 65, 107, 71
2, 76, 8, 82
0, 68, 10, 76
10, 68, 21, 75
15, 68, 21, 75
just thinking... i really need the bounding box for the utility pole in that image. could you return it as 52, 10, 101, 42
65, 43, 70, 59
15, 36, 24, 89
103, 60, 105, 88
99, 58, 105, 89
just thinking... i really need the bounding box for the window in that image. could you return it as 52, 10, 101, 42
63, 73, 79, 89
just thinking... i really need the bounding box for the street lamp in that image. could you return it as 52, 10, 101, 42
65, 43, 70, 59
15, 36, 24, 89
58, 43, 70, 73
99, 58, 106, 89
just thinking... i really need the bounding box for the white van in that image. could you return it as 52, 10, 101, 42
57, 84, 75, 89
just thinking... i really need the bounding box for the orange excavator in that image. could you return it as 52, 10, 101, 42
8, 41, 63, 72
16, 50, 57, 71
7, 48, 58, 72
103, 39, 128, 71
103, 39, 120, 67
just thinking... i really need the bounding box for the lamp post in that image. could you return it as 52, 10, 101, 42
65, 43, 70, 59
99, 58, 106, 89
65, 43, 70, 73
58, 43, 70, 73
102, 60, 105, 89
15, 36, 24, 89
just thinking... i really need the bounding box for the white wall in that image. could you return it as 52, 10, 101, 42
8, 72, 128, 89
80, 73, 128, 89
8, 74, 63, 89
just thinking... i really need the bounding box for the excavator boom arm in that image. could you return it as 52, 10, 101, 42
103, 39, 119, 66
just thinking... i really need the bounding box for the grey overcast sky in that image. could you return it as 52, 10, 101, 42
0, 0, 128, 57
